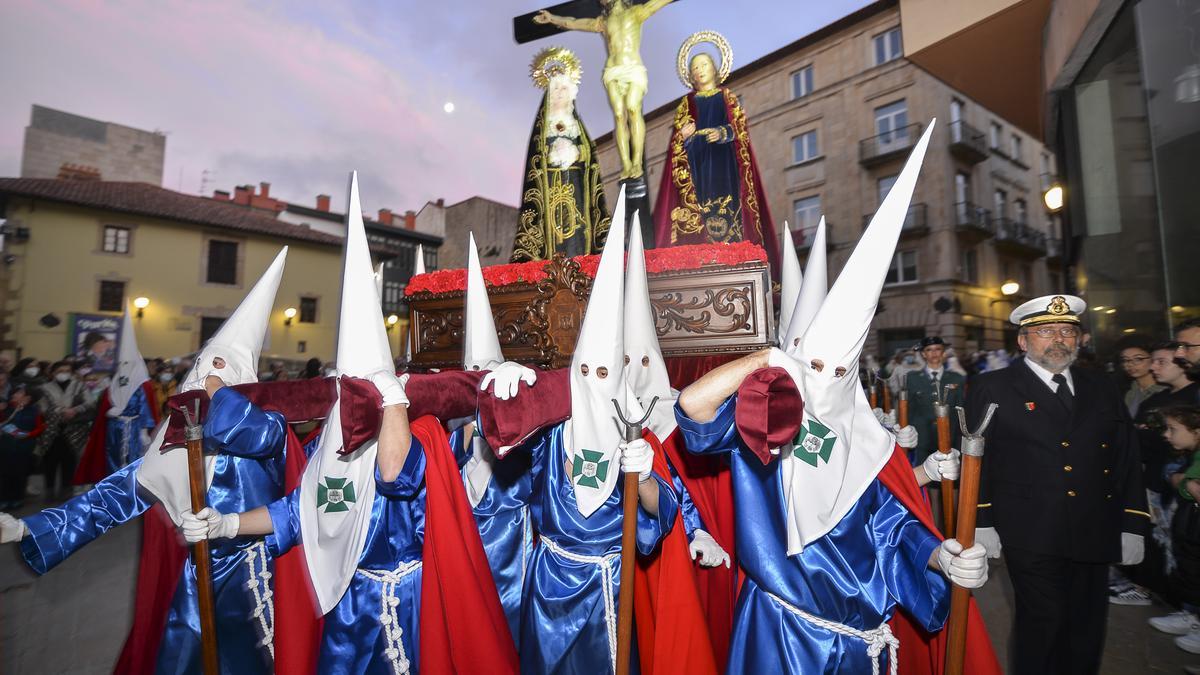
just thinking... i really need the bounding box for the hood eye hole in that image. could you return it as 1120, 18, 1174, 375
792, 338, 800, 347
597, 366, 609, 379
580, 363, 589, 376
641, 355, 650, 367
809, 359, 824, 372
624, 355, 630, 365
471, 365, 480, 371
212, 356, 226, 369
833, 366, 847, 378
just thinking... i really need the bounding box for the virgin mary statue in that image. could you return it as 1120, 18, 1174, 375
652, 32, 780, 273
511, 47, 611, 262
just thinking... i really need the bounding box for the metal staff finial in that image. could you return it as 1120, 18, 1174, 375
955, 403, 998, 457
612, 396, 659, 442
181, 399, 203, 441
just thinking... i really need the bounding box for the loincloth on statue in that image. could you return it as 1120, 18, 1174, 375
602, 63, 648, 90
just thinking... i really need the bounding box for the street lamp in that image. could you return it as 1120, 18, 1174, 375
1043, 184, 1064, 212
133, 296, 150, 319
283, 307, 297, 326
386, 314, 399, 330
1000, 280, 1020, 297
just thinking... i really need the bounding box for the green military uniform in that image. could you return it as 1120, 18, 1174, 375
904, 367, 965, 465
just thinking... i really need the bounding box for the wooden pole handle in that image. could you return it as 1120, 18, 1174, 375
898, 397, 909, 429
945, 453, 983, 675
186, 435, 220, 675
615, 471, 640, 675
936, 415, 956, 539
882, 385, 892, 415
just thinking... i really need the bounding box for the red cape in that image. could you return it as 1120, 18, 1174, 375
652, 89, 781, 280
633, 430, 720, 675
74, 381, 161, 486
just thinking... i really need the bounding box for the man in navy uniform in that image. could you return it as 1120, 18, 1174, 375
904, 336, 965, 467
969, 294, 1148, 674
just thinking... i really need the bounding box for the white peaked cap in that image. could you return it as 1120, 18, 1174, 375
783, 217, 828, 355
335, 172, 393, 376
780, 121, 935, 554
108, 303, 151, 416
374, 262, 385, 298
414, 244, 426, 277
623, 210, 676, 440
180, 247, 288, 392
776, 221, 802, 348
570, 185, 641, 517
464, 233, 505, 371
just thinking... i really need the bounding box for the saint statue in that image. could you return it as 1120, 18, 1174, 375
652, 32, 781, 273
511, 47, 612, 262
532, 0, 674, 181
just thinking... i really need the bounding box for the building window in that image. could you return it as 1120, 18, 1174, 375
873, 27, 902, 65
792, 196, 821, 235
963, 249, 979, 284
874, 100, 909, 145
200, 317, 225, 346
1014, 198, 1028, 225
877, 174, 899, 205
886, 250, 918, 285
791, 65, 813, 99
422, 247, 437, 272
955, 172, 972, 204
989, 122, 1002, 150
1041, 152, 1051, 176
102, 225, 130, 254
994, 189, 1007, 220
206, 239, 239, 285
950, 98, 964, 124
791, 130, 819, 164
1010, 134, 1022, 163
98, 280, 125, 312
383, 280, 403, 314
299, 296, 318, 323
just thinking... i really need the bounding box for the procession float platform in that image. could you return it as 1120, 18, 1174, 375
405, 241, 774, 369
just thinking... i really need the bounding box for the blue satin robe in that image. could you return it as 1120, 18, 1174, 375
519, 422, 679, 674
449, 425, 534, 647
20, 387, 288, 675
267, 436, 427, 675
675, 397, 948, 673
106, 385, 159, 473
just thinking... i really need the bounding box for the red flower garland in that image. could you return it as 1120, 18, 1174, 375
405, 241, 767, 296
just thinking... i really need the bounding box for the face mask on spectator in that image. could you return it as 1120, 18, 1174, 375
84, 380, 101, 390
54, 372, 72, 383
23, 367, 39, 378
159, 372, 175, 383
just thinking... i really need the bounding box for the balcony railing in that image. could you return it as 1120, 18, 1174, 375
953, 201, 994, 237
993, 218, 1048, 256
948, 121, 989, 164
859, 122, 923, 167
861, 203, 928, 235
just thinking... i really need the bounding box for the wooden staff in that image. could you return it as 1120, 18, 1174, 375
945, 404, 998, 675
182, 401, 220, 675
934, 386, 956, 538
881, 378, 892, 414
898, 387, 909, 428
612, 397, 658, 675
868, 380, 878, 409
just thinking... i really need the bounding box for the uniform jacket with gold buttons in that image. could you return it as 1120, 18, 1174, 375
967, 357, 1149, 562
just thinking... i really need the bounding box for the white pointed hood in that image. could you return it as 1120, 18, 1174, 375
301, 171, 395, 614
776, 221, 802, 347
180, 247, 288, 392
783, 217, 828, 354
108, 304, 151, 416
623, 210, 676, 441
569, 186, 641, 517
776, 122, 935, 554
464, 233, 505, 371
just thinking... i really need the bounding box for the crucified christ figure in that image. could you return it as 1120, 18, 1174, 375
534, 0, 672, 180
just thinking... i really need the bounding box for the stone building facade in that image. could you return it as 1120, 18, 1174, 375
20, 105, 166, 185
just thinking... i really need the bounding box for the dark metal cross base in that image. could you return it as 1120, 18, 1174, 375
618, 176, 654, 248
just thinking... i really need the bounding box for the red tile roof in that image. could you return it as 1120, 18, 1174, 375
0, 178, 346, 247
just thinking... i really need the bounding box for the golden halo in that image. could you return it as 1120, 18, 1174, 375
530, 47, 582, 90
677, 30, 733, 88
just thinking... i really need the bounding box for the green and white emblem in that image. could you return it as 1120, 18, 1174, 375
316, 476, 357, 513
570, 449, 610, 489
793, 419, 837, 468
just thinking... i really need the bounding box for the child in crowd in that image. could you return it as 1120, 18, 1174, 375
1150, 405, 1200, 654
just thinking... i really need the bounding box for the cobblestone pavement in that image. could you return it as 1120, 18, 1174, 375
2, 480, 1197, 673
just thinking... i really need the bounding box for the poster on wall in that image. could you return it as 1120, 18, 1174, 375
68, 313, 120, 373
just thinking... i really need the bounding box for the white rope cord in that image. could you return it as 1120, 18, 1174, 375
764, 589, 899, 675
357, 561, 423, 675
541, 537, 620, 673
243, 541, 275, 658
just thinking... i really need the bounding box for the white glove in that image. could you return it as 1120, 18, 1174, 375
689, 529, 731, 568
895, 425, 918, 449
368, 370, 409, 408
974, 527, 1002, 559
873, 407, 889, 427
937, 538, 989, 588
1121, 532, 1145, 566
619, 438, 653, 483
923, 449, 961, 482
0, 512, 28, 543
180, 507, 240, 543
479, 361, 537, 401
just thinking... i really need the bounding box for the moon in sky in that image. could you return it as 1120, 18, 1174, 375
443, 101, 455, 114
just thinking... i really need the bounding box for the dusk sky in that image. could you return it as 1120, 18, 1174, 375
0, 0, 871, 214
